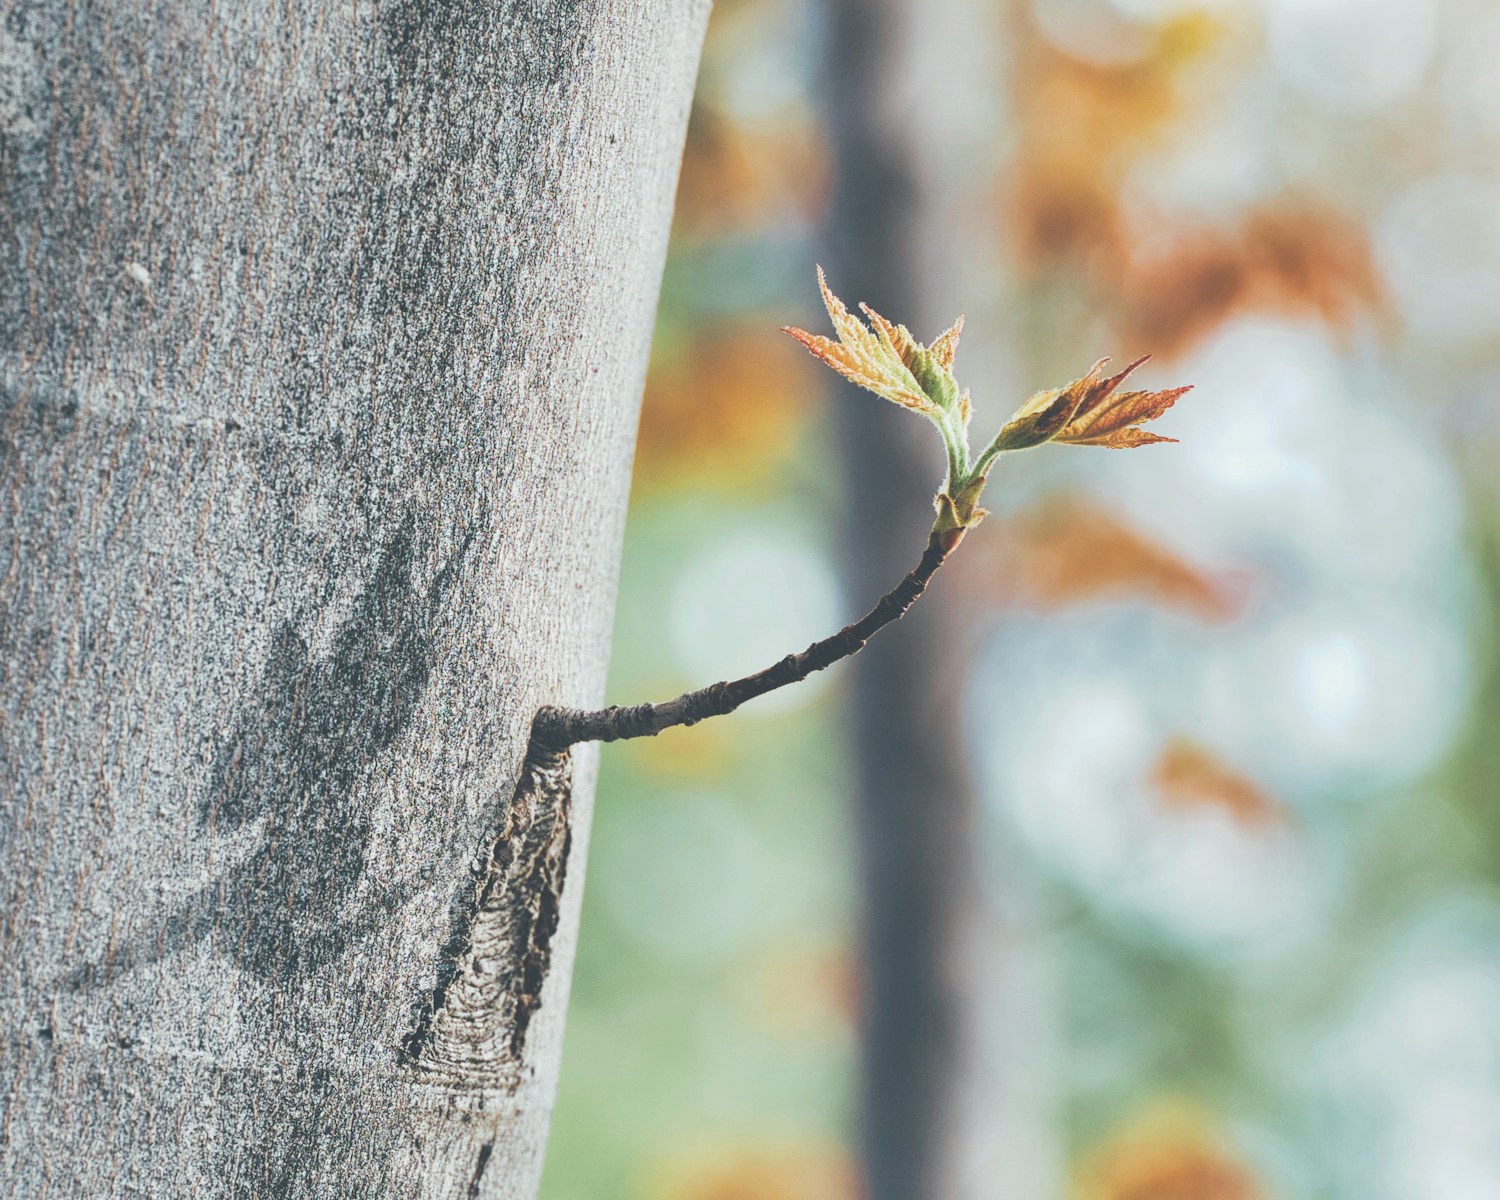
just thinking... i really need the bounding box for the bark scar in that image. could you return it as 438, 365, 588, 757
402, 736, 573, 1090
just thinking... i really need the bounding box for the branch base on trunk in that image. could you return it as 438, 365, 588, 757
402, 742, 573, 1092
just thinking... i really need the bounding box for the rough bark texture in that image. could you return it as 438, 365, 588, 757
822, 1, 1022, 1197
0, 2, 709, 1196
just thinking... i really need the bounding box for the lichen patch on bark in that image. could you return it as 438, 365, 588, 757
403, 741, 573, 1091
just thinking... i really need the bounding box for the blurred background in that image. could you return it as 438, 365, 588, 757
540, 0, 1499, 1196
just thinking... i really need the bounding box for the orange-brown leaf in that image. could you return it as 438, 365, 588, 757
991, 358, 1109, 451
993, 356, 1188, 453
781, 325, 934, 414
1075, 355, 1153, 419
929, 315, 965, 370
781, 326, 864, 380
813, 264, 871, 351
859, 303, 921, 368
1150, 738, 1282, 829
1077, 427, 1177, 449
783, 267, 938, 414
991, 387, 1084, 451
1058, 384, 1189, 447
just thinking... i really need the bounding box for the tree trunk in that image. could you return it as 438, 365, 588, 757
0, 2, 709, 1196
823, 1, 1049, 1197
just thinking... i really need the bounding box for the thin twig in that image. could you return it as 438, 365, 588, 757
533, 529, 955, 750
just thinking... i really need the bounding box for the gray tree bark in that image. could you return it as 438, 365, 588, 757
0, 2, 709, 1196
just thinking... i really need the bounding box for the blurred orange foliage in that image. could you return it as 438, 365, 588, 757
649, 1144, 857, 1200
1149, 738, 1282, 829
1005, 12, 1382, 358
980, 494, 1243, 620
1007, 15, 1219, 273
621, 718, 740, 783
1118, 204, 1384, 359
734, 943, 857, 1037
634, 326, 818, 491
1078, 1108, 1266, 1200
675, 102, 829, 239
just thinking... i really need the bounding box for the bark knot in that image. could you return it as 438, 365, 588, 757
402, 737, 573, 1091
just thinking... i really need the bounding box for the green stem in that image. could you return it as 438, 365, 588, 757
936, 410, 970, 492
970, 438, 1005, 481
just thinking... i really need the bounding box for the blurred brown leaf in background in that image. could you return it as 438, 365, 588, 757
1118, 204, 1385, 359
1004, 11, 1382, 361
651, 1144, 857, 1200
634, 327, 818, 492
675, 103, 829, 239
733, 943, 858, 1037
1006, 14, 1222, 274
1078, 1107, 1266, 1200
1150, 739, 1283, 830
979, 494, 1245, 620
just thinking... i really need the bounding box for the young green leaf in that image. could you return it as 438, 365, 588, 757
784, 269, 1191, 546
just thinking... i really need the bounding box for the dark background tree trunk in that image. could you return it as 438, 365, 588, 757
823, 1, 1022, 1195
0, 2, 708, 1195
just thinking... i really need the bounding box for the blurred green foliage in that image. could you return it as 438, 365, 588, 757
543, 2, 1500, 1197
